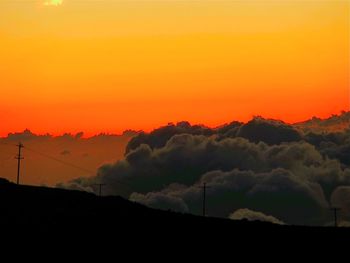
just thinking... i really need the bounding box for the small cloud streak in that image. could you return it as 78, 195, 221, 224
229, 208, 285, 225
44, 0, 63, 6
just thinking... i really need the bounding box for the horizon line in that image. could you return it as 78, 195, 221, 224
0, 110, 348, 139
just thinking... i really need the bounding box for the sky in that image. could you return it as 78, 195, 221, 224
0, 0, 348, 136
0, 130, 133, 185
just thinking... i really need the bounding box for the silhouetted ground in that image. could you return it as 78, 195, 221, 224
0, 177, 349, 248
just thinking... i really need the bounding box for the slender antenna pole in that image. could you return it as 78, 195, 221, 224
203, 183, 206, 217
15, 143, 24, 185
330, 207, 341, 227
199, 183, 211, 217
93, 183, 106, 197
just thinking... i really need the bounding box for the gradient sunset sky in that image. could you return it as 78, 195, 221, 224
0, 0, 348, 136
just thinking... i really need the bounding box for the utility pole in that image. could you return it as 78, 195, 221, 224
199, 183, 211, 217
93, 183, 105, 197
330, 207, 341, 227
15, 142, 24, 185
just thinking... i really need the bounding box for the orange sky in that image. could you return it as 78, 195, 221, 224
0, 0, 348, 136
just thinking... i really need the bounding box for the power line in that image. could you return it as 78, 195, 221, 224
0, 143, 18, 167
24, 146, 94, 175
24, 145, 132, 191
1, 156, 14, 162
3, 143, 133, 193
0, 141, 17, 147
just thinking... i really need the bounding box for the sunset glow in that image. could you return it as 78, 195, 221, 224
0, 0, 348, 136
44, 0, 63, 6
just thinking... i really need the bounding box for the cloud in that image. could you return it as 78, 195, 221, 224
125, 117, 302, 154
125, 121, 214, 154
67, 133, 350, 224
56, 181, 94, 193
90, 135, 268, 196
44, 0, 63, 6
129, 168, 328, 225
91, 134, 350, 196
6, 129, 51, 142
338, 221, 350, 227
130, 186, 189, 213
60, 112, 350, 225
237, 117, 302, 145
331, 186, 350, 221
294, 111, 350, 133
229, 208, 284, 225
75, 132, 84, 140
303, 128, 350, 168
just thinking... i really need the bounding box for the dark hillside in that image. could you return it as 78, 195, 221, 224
0, 178, 349, 247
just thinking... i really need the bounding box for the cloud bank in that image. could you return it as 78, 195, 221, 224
61, 112, 350, 226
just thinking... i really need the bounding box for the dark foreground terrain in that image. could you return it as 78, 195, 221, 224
0, 177, 349, 248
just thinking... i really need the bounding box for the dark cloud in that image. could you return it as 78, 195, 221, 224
66, 134, 350, 225
237, 117, 302, 145
125, 121, 214, 154
75, 132, 84, 139
125, 117, 303, 153
320, 143, 350, 166
331, 186, 350, 222
93, 135, 350, 196
304, 129, 350, 167
130, 168, 328, 225
92, 135, 269, 196
6, 129, 51, 142
122, 130, 142, 137
61, 112, 350, 226
215, 121, 242, 139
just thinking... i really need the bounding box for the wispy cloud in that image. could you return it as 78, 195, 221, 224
44, 0, 63, 6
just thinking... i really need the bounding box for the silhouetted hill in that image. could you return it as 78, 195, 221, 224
1, 178, 349, 246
